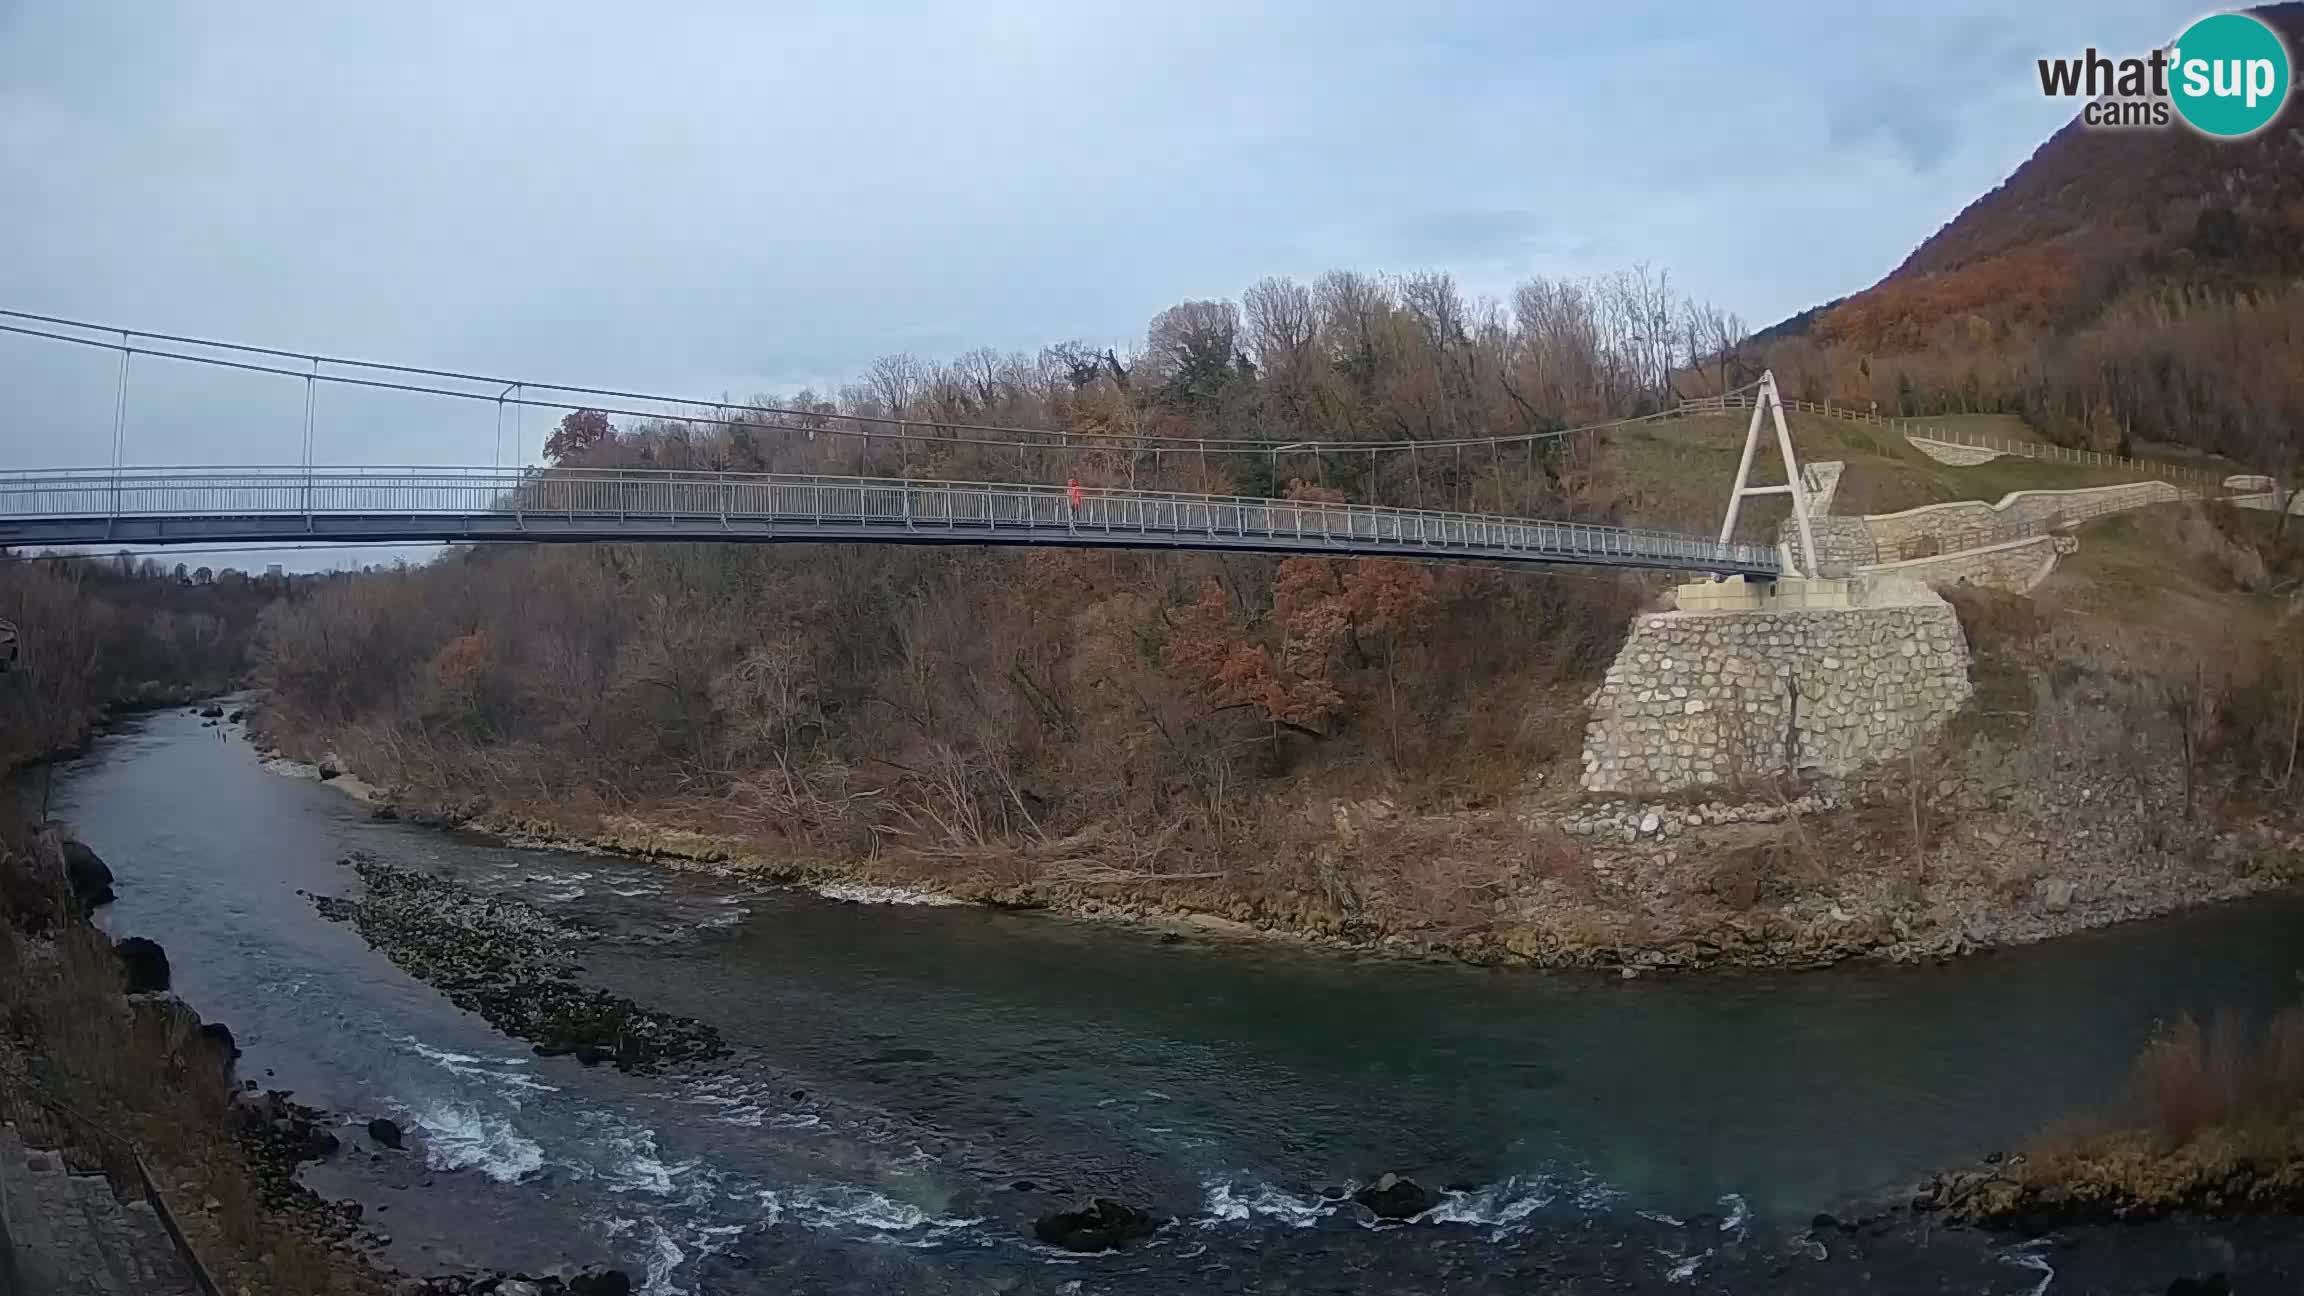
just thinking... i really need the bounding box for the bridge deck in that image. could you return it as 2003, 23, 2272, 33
0, 468, 1781, 576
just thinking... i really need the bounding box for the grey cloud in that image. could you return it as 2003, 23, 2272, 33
1826, 92, 1962, 172
1385, 209, 1557, 264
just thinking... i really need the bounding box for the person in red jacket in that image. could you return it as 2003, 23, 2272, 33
1067, 478, 1084, 515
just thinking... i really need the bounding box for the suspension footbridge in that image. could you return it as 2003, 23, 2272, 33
0, 466, 1779, 574
0, 312, 1794, 578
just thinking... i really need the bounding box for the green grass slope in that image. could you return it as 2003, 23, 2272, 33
1600, 410, 2153, 541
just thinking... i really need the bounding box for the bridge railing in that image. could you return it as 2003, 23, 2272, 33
0, 466, 1780, 574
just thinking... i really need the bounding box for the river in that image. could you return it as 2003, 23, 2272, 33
51, 707, 2304, 1293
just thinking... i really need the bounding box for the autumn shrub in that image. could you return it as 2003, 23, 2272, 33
2125, 1004, 2304, 1148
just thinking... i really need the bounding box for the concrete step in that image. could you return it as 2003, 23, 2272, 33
0, 1120, 202, 1295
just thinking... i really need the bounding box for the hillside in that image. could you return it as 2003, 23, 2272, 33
1812, 1, 2304, 355
1750, 2, 2304, 474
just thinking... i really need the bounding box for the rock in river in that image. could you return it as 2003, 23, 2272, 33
115, 936, 171, 993
1033, 1198, 1161, 1252
311, 855, 725, 1072
1354, 1172, 1434, 1220
567, 1268, 634, 1296
367, 1117, 405, 1150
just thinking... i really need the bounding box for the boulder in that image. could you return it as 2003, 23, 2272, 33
198, 705, 224, 719
1353, 1172, 1433, 1220
2035, 877, 2077, 913
568, 1270, 634, 1296
61, 839, 115, 909
274, 1116, 339, 1161
227, 709, 245, 723
127, 993, 206, 1052
115, 936, 171, 993
367, 1117, 405, 1150
317, 759, 342, 781
1033, 1198, 1160, 1252
197, 1021, 240, 1061
227, 1089, 276, 1132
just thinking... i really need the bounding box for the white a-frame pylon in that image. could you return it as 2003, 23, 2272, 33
1716, 370, 1819, 578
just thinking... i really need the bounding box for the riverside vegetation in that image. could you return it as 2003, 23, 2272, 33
1917, 996, 2304, 1230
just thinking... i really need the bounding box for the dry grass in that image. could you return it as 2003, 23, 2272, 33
2043, 506, 2281, 627
2126, 1006, 2304, 1148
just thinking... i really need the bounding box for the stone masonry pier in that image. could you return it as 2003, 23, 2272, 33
1579, 577, 1972, 795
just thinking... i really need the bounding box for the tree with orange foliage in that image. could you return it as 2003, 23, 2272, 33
432, 631, 490, 686
544, 409, 614, 465
1163, 480, 1440, 741
1273, 553, 1435, 760
1164, 581, 1342, 733
429, 631, 496, 732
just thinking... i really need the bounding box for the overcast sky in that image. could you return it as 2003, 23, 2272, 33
0, 0, 2212, 530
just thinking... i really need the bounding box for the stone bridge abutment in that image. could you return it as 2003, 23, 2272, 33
1578, 577, 1972, 795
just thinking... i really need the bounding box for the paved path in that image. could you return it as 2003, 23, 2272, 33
0, 1122, 199, 1295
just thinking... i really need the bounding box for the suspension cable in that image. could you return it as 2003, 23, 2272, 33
0, 309, 1761, 456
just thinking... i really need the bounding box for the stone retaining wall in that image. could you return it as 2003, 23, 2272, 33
1580, 593, 1972, 795
1855, 533, 2070, 596
1863, 481, 2179, 558
1907, 436, 2007, 466
1788, 515, 1876, 575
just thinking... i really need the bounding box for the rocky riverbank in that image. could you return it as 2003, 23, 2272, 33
0, 816, 639, 1296
275, 735, 2304, 978
1913, 1153, 2304, 1232
310, 853, 726, 1071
